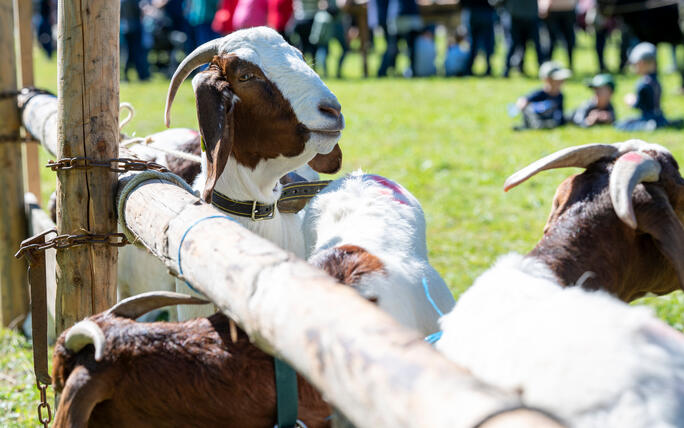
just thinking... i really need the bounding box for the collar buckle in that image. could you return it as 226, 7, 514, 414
251, 200, 275, 221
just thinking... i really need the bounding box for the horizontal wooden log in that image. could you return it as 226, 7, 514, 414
118, 173, 562, 428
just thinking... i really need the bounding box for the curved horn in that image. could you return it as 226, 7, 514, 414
65, 320, 105, 362
107, 291, 210, 320
164, 39, 220, 127
609, 151, 662, 229
504, 144, 619, 192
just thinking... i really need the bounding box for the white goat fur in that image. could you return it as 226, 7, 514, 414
437, 253, 684, 428
303, 172, 455, 335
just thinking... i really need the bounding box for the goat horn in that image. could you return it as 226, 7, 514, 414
609, 151, 662, 229
165, 39, 219, 127
107, 291, 210, 320
65, 320, 106, 362
504, 144, 618, 192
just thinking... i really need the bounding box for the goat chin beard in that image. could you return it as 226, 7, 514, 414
309, 133, 341, 155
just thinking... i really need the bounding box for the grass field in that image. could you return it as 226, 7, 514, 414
2, 32, 684, 426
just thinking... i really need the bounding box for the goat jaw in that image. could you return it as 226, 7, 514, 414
165, 40, 219, 127
65, 320, 105, 362
504, 143, 618, 191
107, 291, 210, 320
609, 151, 662, 229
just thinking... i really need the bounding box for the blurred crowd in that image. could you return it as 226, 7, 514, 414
32, 0, 683, 82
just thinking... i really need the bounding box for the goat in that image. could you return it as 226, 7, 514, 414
505, 139, 684, 301
121, 27, 344, 320
51, 292, 332, 428
53, 229, 388, 428
303, 172, 455, 335
434, 140, 684, 427
436, 253, 684, 428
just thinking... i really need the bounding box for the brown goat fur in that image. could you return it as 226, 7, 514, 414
52, 246, 386, 427
164, 135, 202, 184
53, 312, 331, 428
530, 149, 684, 301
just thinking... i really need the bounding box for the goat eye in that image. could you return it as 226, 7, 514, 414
238, 73, 254, 82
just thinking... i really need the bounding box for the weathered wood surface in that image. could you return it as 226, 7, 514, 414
0, 0, 28, 327
55, 0, 119, 333
13, 0, 41, 198
25, 192, 57, 341
22, 93, 61, 157
118, 174, 563, 428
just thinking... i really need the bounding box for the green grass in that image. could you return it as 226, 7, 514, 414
3, 32, 683, 424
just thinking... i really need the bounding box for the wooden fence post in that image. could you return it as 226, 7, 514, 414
0, 0, 28, 327
55, 0, 119, 333
14, 0, 41, 200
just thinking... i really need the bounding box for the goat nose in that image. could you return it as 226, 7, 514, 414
318, 101, 341, 119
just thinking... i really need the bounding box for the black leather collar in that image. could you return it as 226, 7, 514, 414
211, 180, 331, 220
211, 190, 276, 220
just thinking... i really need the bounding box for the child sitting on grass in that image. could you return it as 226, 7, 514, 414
571, 73, 616, 127
444, 27, 470, 77
514, 61, 571, 130
616, 42, 671, 131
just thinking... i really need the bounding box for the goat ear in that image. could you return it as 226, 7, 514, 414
636, 186, 684, 291
308, 143, 342, 174
194, 73, 235, 202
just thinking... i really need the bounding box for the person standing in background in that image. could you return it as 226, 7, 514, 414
460, 0, 496, 76
121, 0, 151, 81
269, 0, 294, 36
539, 0, 577, 70
501, 0, 543, 77
186, 0, 220, 47
376, 0, 422, 77
232, 0, 268, 30
291, 0, 319, 58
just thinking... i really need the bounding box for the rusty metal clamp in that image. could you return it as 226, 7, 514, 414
46, 157, 169, 173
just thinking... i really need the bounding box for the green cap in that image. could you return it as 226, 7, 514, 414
587, 73, 615, 91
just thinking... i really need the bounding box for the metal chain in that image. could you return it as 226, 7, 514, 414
36, 380, 52, 428
46, 157, 169, 173
15, 228, 129, 261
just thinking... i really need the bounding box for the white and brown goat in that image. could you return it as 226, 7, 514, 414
51, 292, 332, 428
505, 139, 684, 301
119, 27, 344, 319
303, 172, 455, 335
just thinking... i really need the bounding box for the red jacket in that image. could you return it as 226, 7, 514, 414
268, 0, 293, 33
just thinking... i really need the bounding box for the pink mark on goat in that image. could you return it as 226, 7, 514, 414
622, 152, 647, 163
365, 174, 411, 206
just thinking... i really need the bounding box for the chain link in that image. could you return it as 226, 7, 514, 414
46, 157, 169, 173
36, 380, 52, 427
15, 228, 129, 261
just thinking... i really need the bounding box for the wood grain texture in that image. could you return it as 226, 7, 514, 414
118, 174, 563, 428
0, 0, 28, 327
13, 0, 41, 198
55, 0, 119, 333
